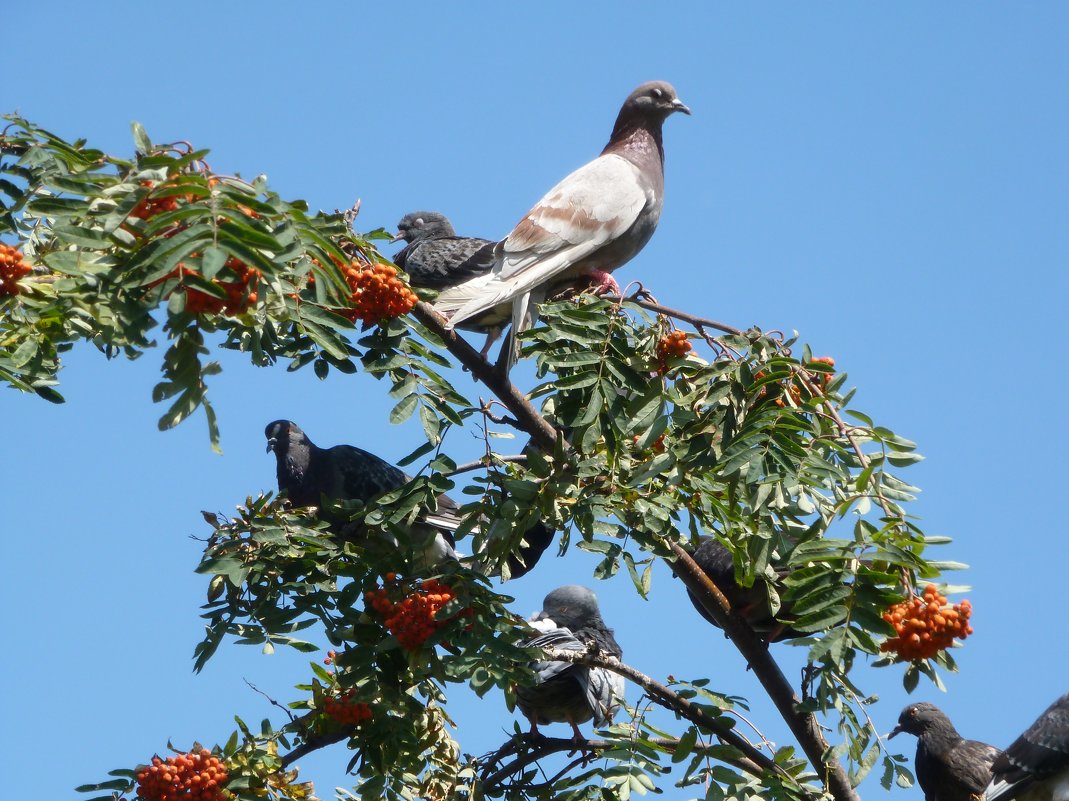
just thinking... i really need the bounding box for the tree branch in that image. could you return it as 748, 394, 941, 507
538, 645, 795, 787
412, 302, 559, 451
668, 543, 861, 801
603, 293, 744, 336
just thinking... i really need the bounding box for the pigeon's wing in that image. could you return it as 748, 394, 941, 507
587, 666, 625, 727
942, 740, 1001, 798
571, 626, 624, 726
987, 693, 1069, 801
327, 445, 406, 501
439, 154, 651, 326
522, 627, 586, 684
399, 237, 497, 289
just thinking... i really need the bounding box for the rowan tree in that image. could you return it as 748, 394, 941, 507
1, 117, 971, 801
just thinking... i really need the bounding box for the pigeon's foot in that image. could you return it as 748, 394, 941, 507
585, 269, 621, 296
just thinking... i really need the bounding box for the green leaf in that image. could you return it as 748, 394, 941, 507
132, 121, 153, 152
389, 394, 419, 424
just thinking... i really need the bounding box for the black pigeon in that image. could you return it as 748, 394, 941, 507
985, 691, 1069, 801
432, 80, 690, 367
682, 537, 803, 642
515, 585, 625, 739
391, 211, 496, 291
265, 420, 552, 578
890, 702, 1001, 801
265, 419, 460, 567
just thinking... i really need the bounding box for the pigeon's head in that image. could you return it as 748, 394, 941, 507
534, 585, 603, 631
623, 81, 691, 120
889, 702, 952, 739
392, 211, 456, 244
265, 420, 307, 454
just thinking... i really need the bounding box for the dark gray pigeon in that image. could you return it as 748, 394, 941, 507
391, 211, 496, 291
432, 80, 690, 367
515, 585, 625, 739
985, 691, 1069, 801
265, 419, 460, 568
265, 420, 553, 578
681, 538, 804, 642
890, 702, 1001, 801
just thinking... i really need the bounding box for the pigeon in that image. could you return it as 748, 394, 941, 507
985, 692, 1069, 801
681, 537, 803, 642
391, 211, 506, 354
391, 211, 496, 291
264, 419, 460, 568
515, 585, 625, 739
890, 702, 1001, 801
264, 420, 553, 578
432, 80, 690, 367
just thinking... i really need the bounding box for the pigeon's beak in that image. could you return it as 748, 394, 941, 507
672, 99, 692, 116
389, 231, 406, 244
887, 725, 903, 740
266, 437, 277, 453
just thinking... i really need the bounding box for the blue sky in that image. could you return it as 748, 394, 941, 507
3, 3, 1068, 799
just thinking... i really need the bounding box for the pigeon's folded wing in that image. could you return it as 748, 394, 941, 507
440, 154, 650, 326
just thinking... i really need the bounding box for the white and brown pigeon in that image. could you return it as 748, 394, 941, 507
889, 702, 1001, 801
985, 691, 1069, 801
432, 80, 690, 367
515, 585, 625, 739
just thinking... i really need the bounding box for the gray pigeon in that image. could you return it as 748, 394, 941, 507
264, 420, 553, 578
890, 702, 1001, 801
515, 585, 625, 739
985, 692, 1069, 801
265, 420, 460, 567
681, 538, 804, 641
431, 80, 690, 367
391, 211, 496, 291
391, 211, 506, 354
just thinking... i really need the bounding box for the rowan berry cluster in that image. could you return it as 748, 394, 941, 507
0, 244, 32, 296
364, 574, 467, 650
880, 583, 973, 661
135, 749, 228, 801
129, 180, 186, 221
656, 330, 692, 372
338, 261, 418, 324
155, 257, 261, 316
322, 689, 373, 725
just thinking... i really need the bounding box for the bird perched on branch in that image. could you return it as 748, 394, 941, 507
392, 211, 496, 291
391, 211, 505, 355
515, 585, 624, 739
264, 419, 552, 578
890, 702, 1001, 801
432, 80, 690, 368
681, 537, 804, 642
985, 691, 1069, 801
264, 419, 460, 568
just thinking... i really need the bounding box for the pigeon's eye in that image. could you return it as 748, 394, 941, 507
909, 707, 918, 717
651, 87, 665, 100
414, 217, 425, 227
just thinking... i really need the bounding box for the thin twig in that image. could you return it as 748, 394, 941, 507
604, 293, 744, 337
447, 454, 529, 477
244, 678, 296, 724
